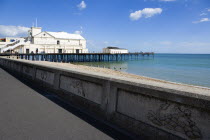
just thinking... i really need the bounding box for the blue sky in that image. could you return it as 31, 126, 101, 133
0, 0, 210, 53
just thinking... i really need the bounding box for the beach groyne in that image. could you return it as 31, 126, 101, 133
0, 57, 210, 139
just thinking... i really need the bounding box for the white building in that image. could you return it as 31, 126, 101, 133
0, 37, 24, 52
1, 27, 88, 54
103, 47, 128, 54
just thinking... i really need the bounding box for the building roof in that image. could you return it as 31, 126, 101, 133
47, 32, 85, 40
106, 46, 127, 50
107, 46, 119, 49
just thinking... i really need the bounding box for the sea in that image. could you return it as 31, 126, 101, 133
73, 54, 210, 88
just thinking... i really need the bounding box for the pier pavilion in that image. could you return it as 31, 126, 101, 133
1, 27, 88, 54
103, 47, 128, 54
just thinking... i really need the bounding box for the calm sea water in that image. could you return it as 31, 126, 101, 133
74, 54, 210, 88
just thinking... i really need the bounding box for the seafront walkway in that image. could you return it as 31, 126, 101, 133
0, 67, 131, 140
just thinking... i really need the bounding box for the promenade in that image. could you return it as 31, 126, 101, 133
0, 67, 129, 140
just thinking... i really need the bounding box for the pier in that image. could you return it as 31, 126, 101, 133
1, 52, 154, 62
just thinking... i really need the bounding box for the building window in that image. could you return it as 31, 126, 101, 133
10, 39, 15, 42
0, 38, 6, 42
26, 49, 30, 54
58, 49, 62, 53
57, 40, 60, 45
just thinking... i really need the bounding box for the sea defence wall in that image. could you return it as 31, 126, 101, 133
0, 57, 210, 140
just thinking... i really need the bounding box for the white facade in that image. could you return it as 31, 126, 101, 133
1, 27, 88, 54
0, 37, 24, 53
103, 47, 128, 54
0, 37, 23, 48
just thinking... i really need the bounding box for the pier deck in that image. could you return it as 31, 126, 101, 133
2, 52, 154, 62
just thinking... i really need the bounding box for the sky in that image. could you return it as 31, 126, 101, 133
0, 0, 210, 53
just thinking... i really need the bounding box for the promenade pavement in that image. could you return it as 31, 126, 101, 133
0, 67, 116, 140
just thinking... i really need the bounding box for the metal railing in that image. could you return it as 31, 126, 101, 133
0, 52, 154, 62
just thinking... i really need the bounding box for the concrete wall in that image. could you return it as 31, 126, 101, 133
0, 57, 210, 139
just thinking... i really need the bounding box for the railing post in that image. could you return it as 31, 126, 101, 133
32, 54, 34, 61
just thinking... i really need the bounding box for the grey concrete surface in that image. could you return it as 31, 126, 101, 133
0, 67, 113, 140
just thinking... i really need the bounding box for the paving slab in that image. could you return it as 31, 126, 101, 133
0, 67, 114, 140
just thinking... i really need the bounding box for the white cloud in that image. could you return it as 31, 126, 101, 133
74, 30, 82, 35
193, 18, 210, 23
74, 26, 83, 35
130, 8, 162, 20
159, 0, 176, 2
0, 25, 29, 37
77, 1, 86, 10
200, 13, 207, 16
130, 10, 142, 20
142, 8, 162, 18
208, 9, 210, 12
